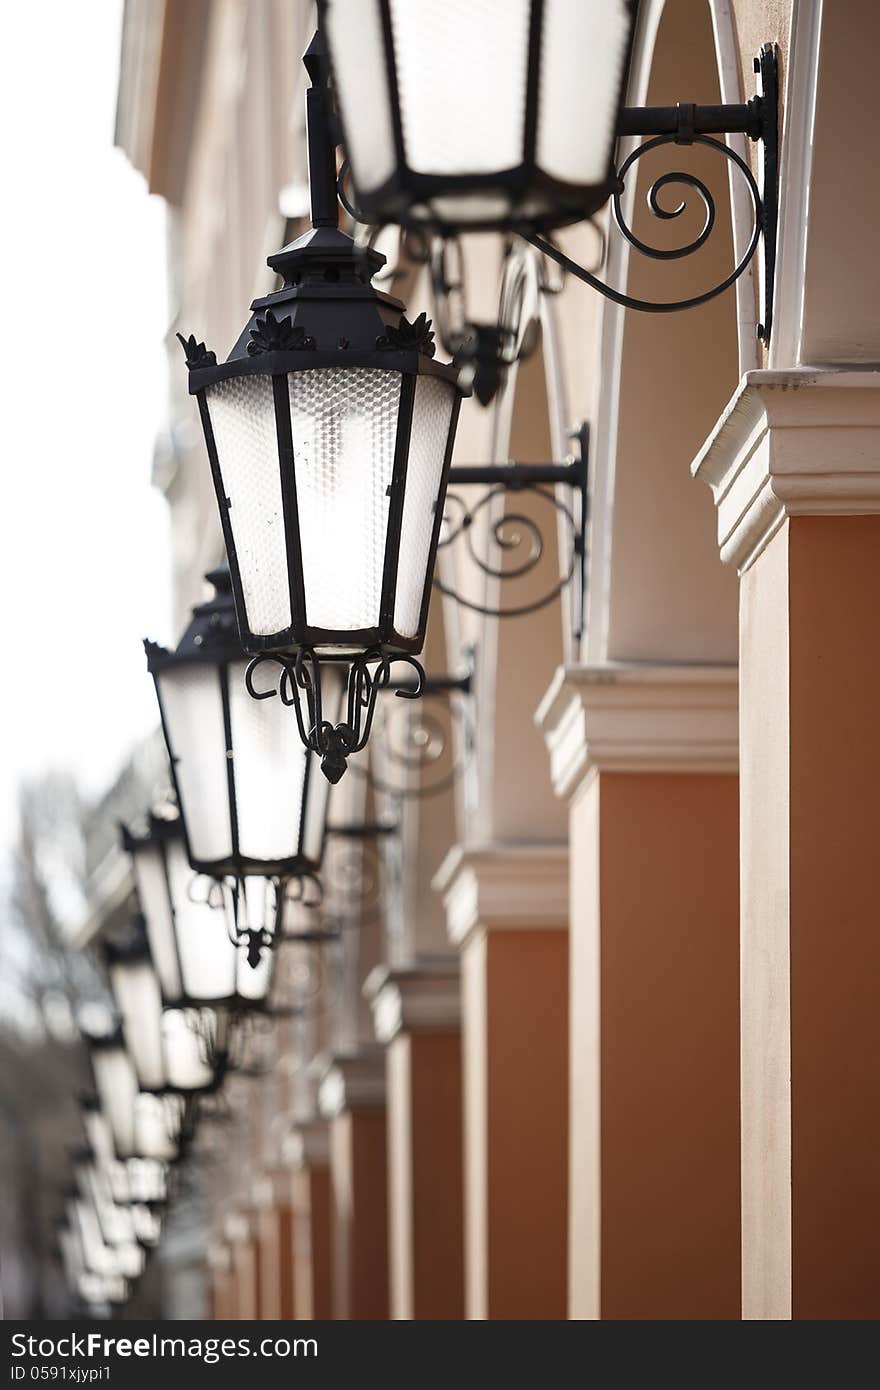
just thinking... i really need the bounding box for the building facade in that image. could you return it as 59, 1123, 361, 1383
111, 0, 880, 1320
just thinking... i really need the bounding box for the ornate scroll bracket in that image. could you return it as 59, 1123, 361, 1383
435, 421, 589, 640
526, 44, 779, 342
353, 650, 475, 801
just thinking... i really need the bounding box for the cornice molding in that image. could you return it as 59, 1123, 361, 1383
316, 1049, 386, 1119
433, 843, 569, 948
364, 961, 461, 1044
535, 662, 739, 801
692, 367, 880, 573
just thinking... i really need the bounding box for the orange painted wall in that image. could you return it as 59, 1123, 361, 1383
788, 517, 880, 1319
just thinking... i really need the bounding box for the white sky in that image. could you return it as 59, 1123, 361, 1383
0, 2, 172, 867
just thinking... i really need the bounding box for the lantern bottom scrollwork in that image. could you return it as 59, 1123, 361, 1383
245, 648, 427, 783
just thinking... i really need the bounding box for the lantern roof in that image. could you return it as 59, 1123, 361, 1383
145, 566, 241, 673
181, 221, 459, 393
103, 915, 152, 967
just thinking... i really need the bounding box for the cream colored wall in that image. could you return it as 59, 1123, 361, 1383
164, 0, 313, 628
798, 4, 880, 362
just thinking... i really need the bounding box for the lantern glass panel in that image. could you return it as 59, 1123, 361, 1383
126, 1157, 167, 1206
131, 1204, 162, 1246
155, 665, 231, 864
161, 1007, 216, 1093
206, 375, 292, 638
92, 1045, 138, 1159
133, 1092, 179, 1164
227, 659, 310, 864
537, 0, 633, 185
165, 839, 238, 1003
109, 959, 165, 1092
130, 841, 183, 1002
74, 1200, 116, 1277
393, 374, 456, 637
203, 365, 458, 651
324, 0, 397, 193
288, 367, 401, 635
390, 0, 530, 175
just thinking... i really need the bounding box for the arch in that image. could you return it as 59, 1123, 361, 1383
585, 0, 744, 667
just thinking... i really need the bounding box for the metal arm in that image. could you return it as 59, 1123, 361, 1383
527, 45, 779, 341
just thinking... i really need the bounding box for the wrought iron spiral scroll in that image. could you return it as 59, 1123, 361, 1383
526, 134, 762, 315
435, 483, 579, 619
321, 834, 388, 927
354, 695, 470, 800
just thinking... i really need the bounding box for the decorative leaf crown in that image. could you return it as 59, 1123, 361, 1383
247, 310, 316, 355
376, 311, 436, 358
176, 333, 217, 369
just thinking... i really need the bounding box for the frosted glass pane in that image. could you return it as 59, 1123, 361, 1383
126, 1158, 166, 1205
105, 1160, 130, 1206
109, 961, 165, 1092
161, 1008, 215, 1092
75, 1202, 115, 1276
166, 840, 237, 1004
393, 376, 455, 637
227, 659, 308, 863
131, 1204, 161, 1245
538, 0, 631, 184
390, 0, 529, 173
158, 666, 232, 865
288, 368, 401, 633
131, 844, 182, 1003
206, 375, 292, 637
92, 1049, 138, 1160
325, 0, 397, 194
133, 1093, 178, 1162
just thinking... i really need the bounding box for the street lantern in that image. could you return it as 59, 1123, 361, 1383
122, 813, 278, 1005
104, 915, 220, 1096
178, 34, 465, 783
320, 0, 637, 235
69, 1195, 144, 1284
145, 566, 336, 898
59, 1223, 127, 1310
80, 1097, 168, 1206
85, 1030, 183, 1163
104, 919, 165, 1093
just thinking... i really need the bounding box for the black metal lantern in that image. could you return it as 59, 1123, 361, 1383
122, 814, 280, 1007
145, 566, 335, 893
178, 34, 466, 782
104, 916, 222, 1097
320, 0, 637, 236
81, 1096, 169, 1208
84, 1028, 184, 1164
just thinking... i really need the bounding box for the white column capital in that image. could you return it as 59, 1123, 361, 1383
692, 367, 880, 573
316, 1048, 386, 1119
433, 843, 568, 948
224, 1212, 252, 1245
281, 1118, 331, 1170
206, 1241, 232, 1273
364, 960, 461, 1044
535, 662, 739, 801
